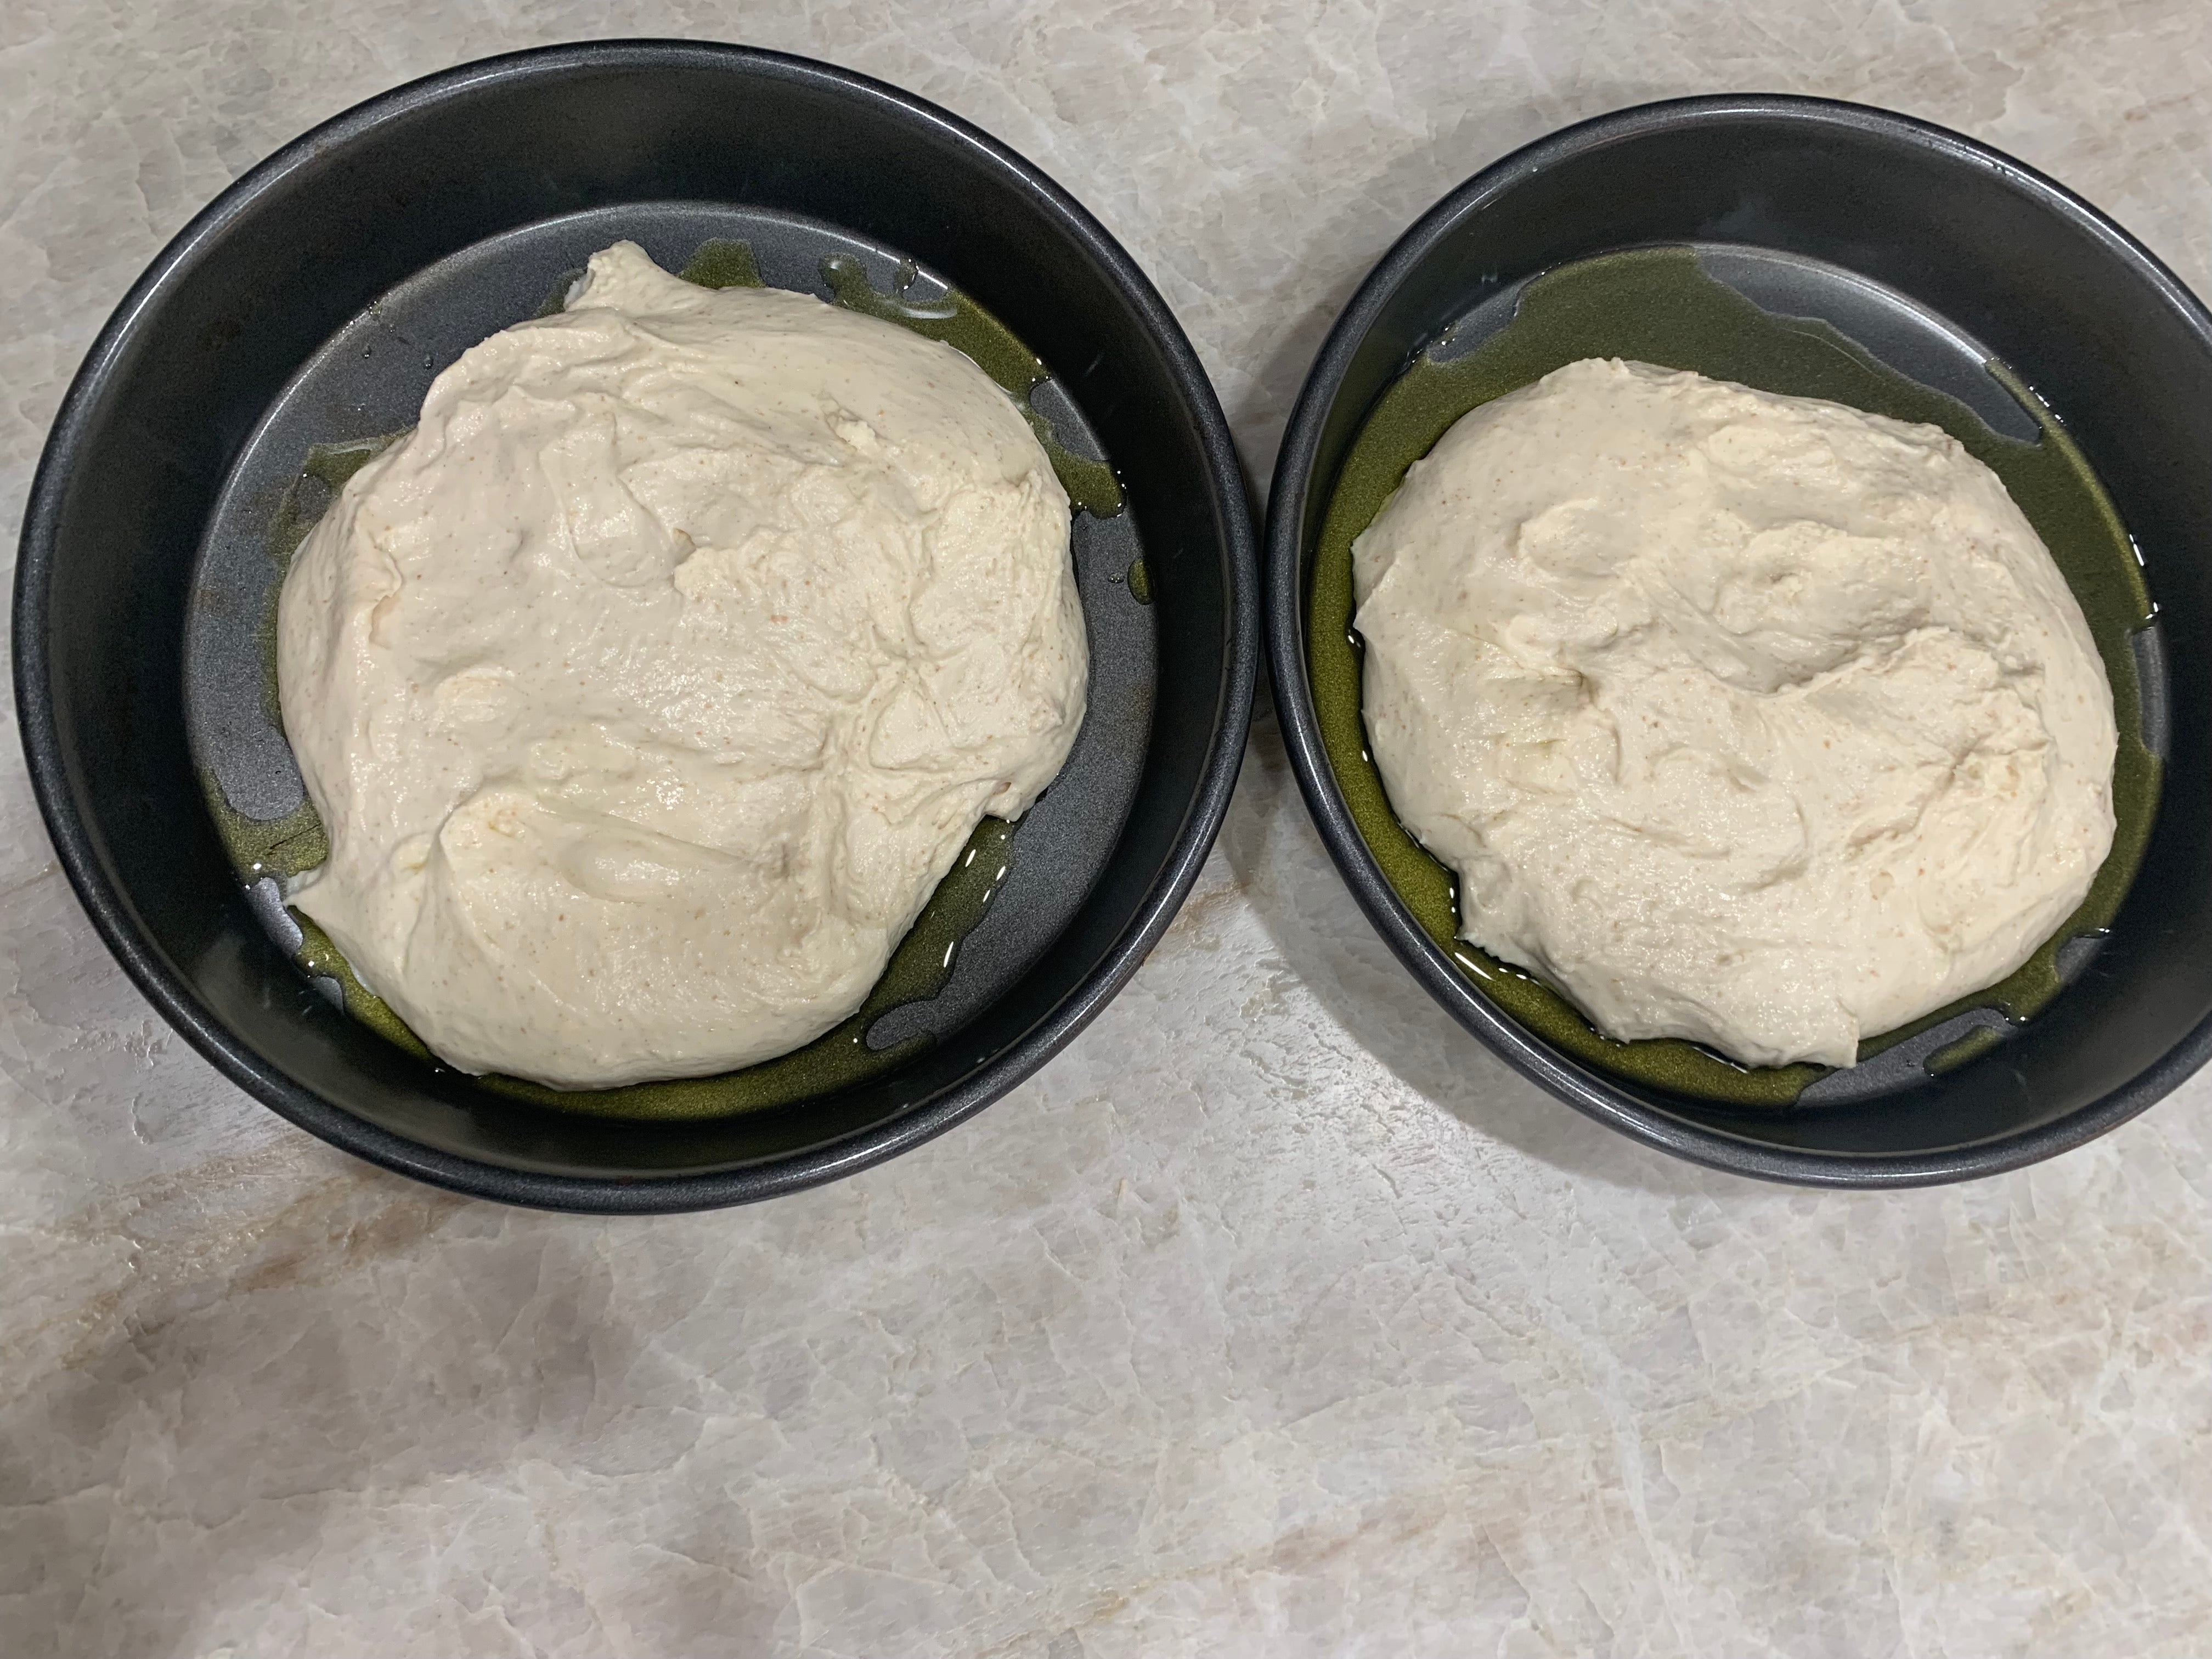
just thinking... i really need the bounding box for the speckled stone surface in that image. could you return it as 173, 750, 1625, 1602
7, 4, 2212, 1655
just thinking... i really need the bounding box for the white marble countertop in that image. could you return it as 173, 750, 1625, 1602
7, 4, 2212, 1655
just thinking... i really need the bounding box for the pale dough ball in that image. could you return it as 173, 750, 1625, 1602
278, 243, 1086, 1088
1353, 357, 2115, 1069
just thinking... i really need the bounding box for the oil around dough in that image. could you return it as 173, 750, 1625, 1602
199, 240, 1121, 1119
1306, 246, 2161, 1107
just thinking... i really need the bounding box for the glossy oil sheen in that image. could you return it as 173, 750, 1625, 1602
199, 239, 1104, 1119
817, 253, 1125, 517
1307, 246, 2161, 1106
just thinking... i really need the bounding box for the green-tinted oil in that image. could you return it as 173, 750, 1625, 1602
1126, 557, 1153, 606
198, 776, 328, 882
820, 253, 1126, 518
295, 912, 436, 1063
1308, 246, 2162, 1107
206, 240, 1097, 1118
197, 772, 431, 1060
1927, 1023, 2007, 1076
676, 238, 765, 291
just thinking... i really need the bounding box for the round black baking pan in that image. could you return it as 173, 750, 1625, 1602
1265, 95, 2212, 1186
15, 41, 1257, 1211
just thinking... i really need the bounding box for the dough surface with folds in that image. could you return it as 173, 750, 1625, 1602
1353, 357, 2116, 1069
278, 241, 1086, 1088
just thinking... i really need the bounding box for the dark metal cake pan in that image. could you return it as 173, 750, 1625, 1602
15, 41, 1257, 1212
1265, 96, 2212, 1186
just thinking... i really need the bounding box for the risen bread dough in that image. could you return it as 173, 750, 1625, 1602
1353, 357, 2116, 1069
278, 242, 1086, 1088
